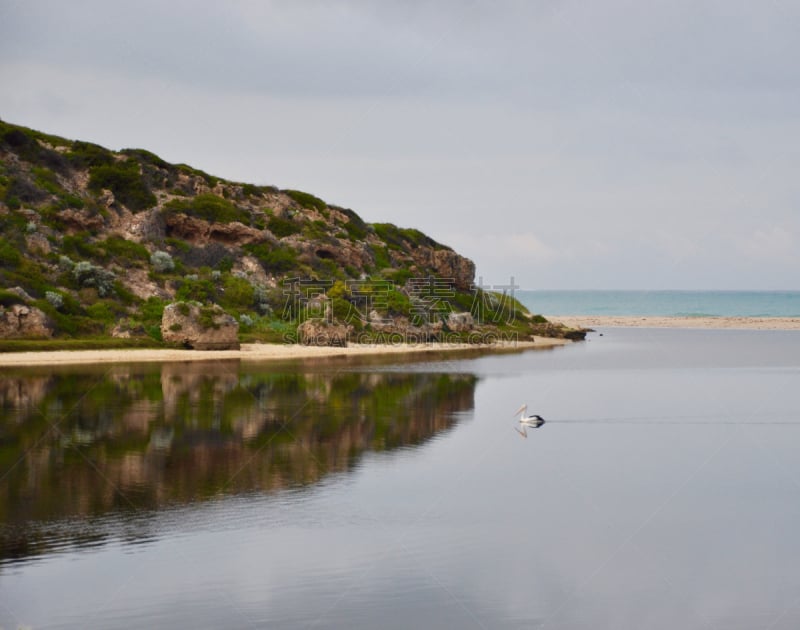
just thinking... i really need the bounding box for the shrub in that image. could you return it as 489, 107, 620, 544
88, 161, 156, 211
239, 313, 254, 328
267, 215, 302, 238
100, 236, 150, 263
244, 242, 298, 273
253, 285, 273, 315
284, 189, 326, 212
150, 250, 175, 272
386, 288, 413, 317
67, 141, 115, 168
0, 289, 25, 307
63, 234, 102, 259
72, 261, 116, 297
140, 297, 166, 324
175, 277, 215, 303
163, 193, 249, 224
45, 291, 64, 310
219, 274, 254, 310
58, 255, 75, 272
0, 237, 21, 268
340, 208, 369, 240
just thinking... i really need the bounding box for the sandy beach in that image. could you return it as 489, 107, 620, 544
548, 315, 800, 330
0, 337, 569, 367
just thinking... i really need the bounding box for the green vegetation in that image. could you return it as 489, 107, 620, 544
244, 242, 299, 273
267, 215, 302, 238
284, 189, 326, 212
163, 193, 250, 224
66, 141, 115, 168
339, 208, 369, 240
0, 118, 572, 348
88, 160, 156, 211
0, 236, 22, 268
373, 222, 447, 251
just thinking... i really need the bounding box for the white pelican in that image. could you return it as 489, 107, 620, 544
514, 404, 545, 438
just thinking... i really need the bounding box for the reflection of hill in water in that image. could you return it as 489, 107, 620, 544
0, 363, 476, 561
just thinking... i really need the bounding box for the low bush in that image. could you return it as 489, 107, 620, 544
163, 193, 249, 224
284, 189, 326, 212
244, 242, 298, 273
88, 161, 156, 211
100, 236, 150, 263
267, 215, 302, 238
150, 250, 175, 272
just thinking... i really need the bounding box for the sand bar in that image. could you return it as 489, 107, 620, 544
548, 315, 800, 331
0, 337, 568, 367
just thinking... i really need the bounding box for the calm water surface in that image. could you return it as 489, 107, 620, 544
2, 330, 800, 629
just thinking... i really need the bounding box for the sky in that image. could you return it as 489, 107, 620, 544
1, 0, 798, 289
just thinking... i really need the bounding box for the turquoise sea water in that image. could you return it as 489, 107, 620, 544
516, 290, 800, 317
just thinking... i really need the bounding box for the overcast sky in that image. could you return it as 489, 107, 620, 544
2, 0, 798, 289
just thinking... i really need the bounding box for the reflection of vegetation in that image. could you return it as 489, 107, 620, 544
0, 363, 477, 562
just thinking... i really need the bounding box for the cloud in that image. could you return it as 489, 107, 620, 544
2, 1, 799, 288
732, 225, 798, 263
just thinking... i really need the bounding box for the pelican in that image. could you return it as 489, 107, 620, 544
513, 404, 545, 438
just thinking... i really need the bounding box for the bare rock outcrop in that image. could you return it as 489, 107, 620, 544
447, 311, 475, 332
297, 318, 351, 346
163, 213, 268, 246
0, 305, 54, 338
161, 302, 239, 350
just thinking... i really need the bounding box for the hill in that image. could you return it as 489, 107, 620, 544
0, 119, 582, 346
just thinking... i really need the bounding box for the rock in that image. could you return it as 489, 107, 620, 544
161, 302, 240, 350
98, 188, 115, 208
0, 305, 54, 338
111, 320, 147, 338
163, 213, 268, 246
447, 311, 474, 332
25, 232, 51, 255
56, 208, 105, 232
297, 318, 351, 346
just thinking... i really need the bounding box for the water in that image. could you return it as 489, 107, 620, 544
516, 290, 800, 317
2, 331, 800, 629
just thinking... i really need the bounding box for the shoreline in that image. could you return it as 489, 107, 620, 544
547, 315, 800, 330
0, 337, 568, 367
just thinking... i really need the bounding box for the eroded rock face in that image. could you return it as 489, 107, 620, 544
163, 213, 269, 246
56, 208, 105, 233
161, 302, 239, 350
297, 318, 351, 346
0, 305, 53, 338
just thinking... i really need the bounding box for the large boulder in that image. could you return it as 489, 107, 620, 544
161, 302, 240, 350
0, 305, 54, 338
297, 318, 351, 346
447, 311, 474, 332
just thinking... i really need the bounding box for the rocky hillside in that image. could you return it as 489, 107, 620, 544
0, 119, 581, 343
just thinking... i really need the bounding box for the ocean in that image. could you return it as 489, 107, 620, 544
516, 290, 800, 317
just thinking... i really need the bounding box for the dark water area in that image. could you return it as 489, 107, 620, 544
2, 330, 800, 629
